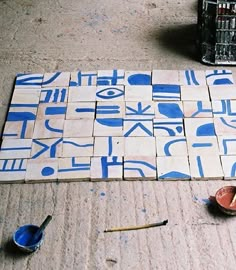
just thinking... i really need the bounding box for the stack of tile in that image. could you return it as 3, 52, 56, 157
0, 69, 236, 183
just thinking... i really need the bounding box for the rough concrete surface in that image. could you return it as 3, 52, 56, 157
0, 0, 236, 269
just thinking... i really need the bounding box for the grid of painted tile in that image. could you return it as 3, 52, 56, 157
1, 69, 236, 183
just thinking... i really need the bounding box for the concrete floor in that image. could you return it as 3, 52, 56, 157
0, 0, 236, 269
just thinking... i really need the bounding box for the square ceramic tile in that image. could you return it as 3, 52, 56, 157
154, 101, 183, 118
2, 120, 35, 139
11, 88, 41, 104
179, 70, 206, 86
93, 137, 124, 156
212, 100, 236, 117
97, 69, 125, 86
189, 155, 223, 180
62, 137, 94, 157
31, 138, 63, 159
209, 85, 236, 100
93, 118, 123, 136
96, 85, 124, 101
183, 101, 212, 118
66, 102, 95, 119
153, 118, 184, 136
25, 158, 58, 182
0, 139, 32, 159
96, 101, 125, 118
40, 87, 68, 103
58, 157, 91, 181
123, 118, 153, 137
125, 86, 152, 101
156, 136, 187, 156
37, 103, 67, 119
214, 117, 236, 135
124, 71, 151, 85
157, 156, 190, 180
220, 156, 236, 179
33, 119, 64, 139
90, 156, 123, 180
70, 71, 97, 86
180, 85, 210, 101
0, 159, 27, 183
184, 118, 215, 137
63, 119, 93, 137
68, 86, 96, 102
186, 136, 219, 156
7, 103, 38, 121
124, 137, 156, 156
152, 70, 179, 84
125, 101, 155, 119
217, 135, 236, 155
15, 73, 43, 88
42, 72, 70, 87
152, 84, 181, 101
124, 156, 156, 180
206, 70, 234, 85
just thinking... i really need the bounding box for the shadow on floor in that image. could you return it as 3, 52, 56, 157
3, 239, 29, 258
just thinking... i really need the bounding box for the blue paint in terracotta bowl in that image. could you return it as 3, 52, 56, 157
13, 224, 44, 253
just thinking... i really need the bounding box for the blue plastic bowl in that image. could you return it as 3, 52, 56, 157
13, 224, 44, 253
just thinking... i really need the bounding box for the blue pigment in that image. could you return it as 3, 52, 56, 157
14, 225, 42, 247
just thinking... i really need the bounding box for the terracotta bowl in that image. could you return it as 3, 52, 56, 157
215, 186, 236, 216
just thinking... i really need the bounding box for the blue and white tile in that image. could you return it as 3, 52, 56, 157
179, 70, 206, 86
0, 139, 32, 159
58, 157, 91, 181
124, 156, 157, 180
90, 156, 123, 180
184, 118, 215, 137
152, 70, 179, 85
66, 102, 95, 119
125, 101, 155, 119
62, 137, 94, 157
124, 71, 151, 85
156, 136, 187, 156
214, 117, 236, 135
212, 100, 236, 117
25, 158, 58, 182
68, 86, 96, 102
97, 69, 125, 86
93, 136, 124, 156
123, 118, 153, 137
153, 118, 184, 136
2, 120, 35, 139
217, 135, 236, 155
70, 71, 97, 86
125, 86, 152, 101
206, 70, 234, 85
154, 101, 183, 118
152, 84, 181, 101
33, 119, 64, 139
63, 119, 94, 137
96, 85, 124, 101
15, 73, 43, 88
220, 156, 236, 179
186, 136, 219, 156
96, 101, 125, 118
157, 156, 190, 180
40, 87, 68, 103
37, 103, 67, 119
189, 155, 223, 180
11, 88, 41, 104
0, 159, 27, 183
183, 101, 212, 118
124, 137, 156, 156
42, 72, 70, 87
209, 85, 236, 100
180, 85, 210, 101
93, 118, 123, 136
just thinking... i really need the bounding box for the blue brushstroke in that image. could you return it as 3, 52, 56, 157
219, 117, 236, 129
97, 70, 124, 85
124, 122, 153, 137
41, 166, 54, 176
153, 84, 180, 93
41, 88, 67, 103
222, 138, 236, 154
192, 143, 213, 147
10, 104, 38, 108
45, 106, 66, 115
159, 171, 190, 179
75, 108, 95, 113
63, 140, 93, 148
96, 105, 120, 114
101, 156, 122, 178
96, 118, 123, 127
7, 112, 36, 121
124, 160, 156, 170
32, 138, 62, 158
164, 138, 186, 156
196, 123, 215, 136
41, 72, 61, 86
126, 102, 154, 116
15, 74, 43, 86
125, 167, 145, 177
196, 156, 204, 177
0, 147, 31, 151
230, 162, 236, 177
127, 74, 151, 85
158, 103, 183, 118
108, 136, 112, 156
45, 120, 63, 133
191, 101, 212, 117
70, 71, 97, 86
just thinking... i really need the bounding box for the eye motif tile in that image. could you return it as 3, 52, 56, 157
124, 137, 156, 156
183, 101, 212, 118
212, 100, 236, 117
68, 86, 96, 102
37, 103, 67, 119
42, 72, 70, 87
209, 85, 236, 100
153, 118, 184, 136
154, 101, 183, 118
124, 156, 157, 180
15, 73, 43, 88
96, 86, 124, 101
66, 102, 95, 119
0, 139, 32, 159
125, 86, 152, 101
180, 86, 210, 101
152, 70, 179, 85
58, 157, 91, 181
70, 71, 97, 86
206, 70, 234, 85
96, 101, 125, 118
0, 159, 27, 183
125, 101, 155, 119
97, 70, 125, 86
63, 119, 94, 137
93, 118, 123, 136
214, 117, 236, 135
40, 87, 68, 103
93, 136, 124, 156
179, 70, 206, 86
33, 119, 64, 139
62, 137, 94, 157
156, 136, 187, 156
124, 71, 151, 85
220, 156, 236, 179
152, 84, 181, 101
157, 156, 190, 180
186, 136, 219, 156
217, 135, 236, 155
184, 118, 215, 137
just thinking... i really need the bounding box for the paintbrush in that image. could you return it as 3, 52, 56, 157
229, 193, 236, 207
104, 219, 168, 233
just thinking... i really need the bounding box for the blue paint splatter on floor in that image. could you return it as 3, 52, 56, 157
141, 208, 146, 213
100, 192, 106, 197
